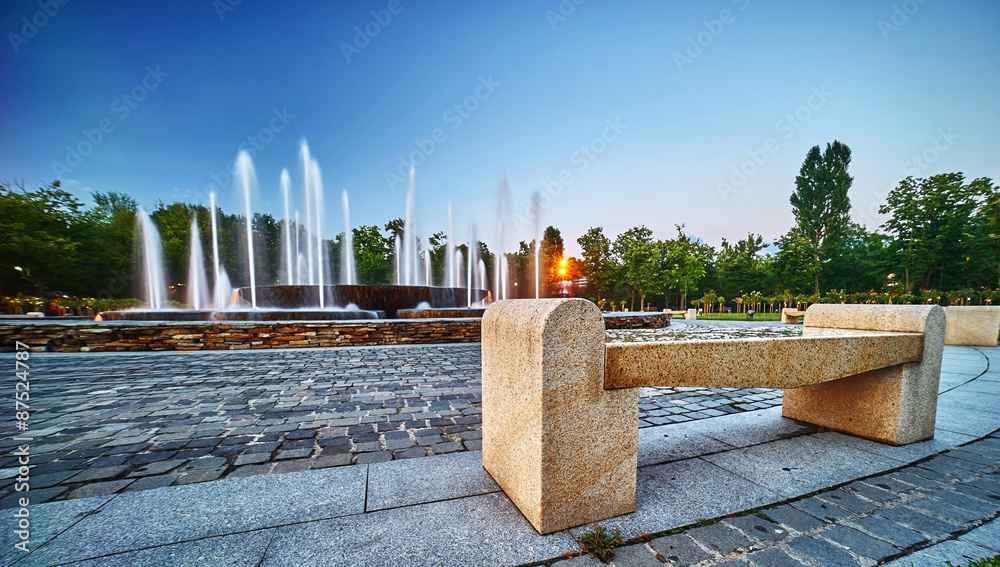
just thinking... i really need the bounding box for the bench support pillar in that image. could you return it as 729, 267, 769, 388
782, 304, 946, 445
482, 299, 638, 535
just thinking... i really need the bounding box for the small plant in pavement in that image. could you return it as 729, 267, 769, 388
575, 522, 623, 564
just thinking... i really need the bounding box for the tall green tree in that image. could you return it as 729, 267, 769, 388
661, 226, 708, 309
789, 140, 854, 293
714, 233, 769, 300
353, 224, 393, 284
612, 225, 654, 310
879, 174, 994, 292
0, 180, 85, 295
577, 227, 615, 302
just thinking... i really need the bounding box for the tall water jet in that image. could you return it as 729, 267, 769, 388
402, 167, 419, 285
210, 192, 222, 307
467, 225, 481, 308
454, 249, 464, 292
236, 150, 258, 309
532, 190, 542, 299
310, 159, 325, 308
394, 234, 402, 285
187, 216, 210, 310
281, 169, 293, 284
340, 190, 357, 285
136, 208, 167, 310
445, 202, 456, 288
494, 174, 509, 301
301, 141, 314, 285
294, 211, 301, 285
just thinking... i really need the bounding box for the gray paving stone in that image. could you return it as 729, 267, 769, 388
174, 467, 226, 485
724, 514, 789, 542
959, 517, 1000, 552
61, 528, 275, 566
68, 480, 135, 500
703, 435, 898, 498
25, 463, 366, 565
879, 505, 963, 539
313, 454, 353, 468
355, 451, 392, 464
263, 491, 577, 566
367, 451, 498, 511
888, 538, 997, 567
843, 481, 897, 503
817, 489, 880, 515
787, 536, 860, 567
687, 523, 753, 555
821, 525, 898, 561
122, 475, 177, 492
648, 534, 711, 566
607, 543, 661, 567
910, 495, 986, 524
760, 505, 824, 534
746, 546, 808, 567
0, 495, 114, 560
68, 465, 127, 483
792, 496, 851, 522
561, 553, 606, 566
851, 514, 927, 548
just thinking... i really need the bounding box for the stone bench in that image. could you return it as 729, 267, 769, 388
781, 307, 808, 323
663, 309, 697, 320
481, 299, 945, 534
944, 306, 1000, 346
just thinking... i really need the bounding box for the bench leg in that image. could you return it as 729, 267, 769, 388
482, 299, 638, 534
782, 305, 946, 445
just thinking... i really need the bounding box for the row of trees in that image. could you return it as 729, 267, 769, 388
1, 140, 997, 310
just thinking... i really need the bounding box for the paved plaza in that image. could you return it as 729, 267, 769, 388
1, 323, 997, 566
0, 333, 780, 508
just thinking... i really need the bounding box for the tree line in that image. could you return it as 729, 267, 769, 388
1, 140, 997, 311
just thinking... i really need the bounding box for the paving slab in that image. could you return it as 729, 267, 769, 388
702, 434, 901, 498
366, 450, 499, 511
59, 529, 275, 567
259, 492, 577, 567
647, 534, 711, 566
637, 422, 735, 466
22, 466, 366, 565
884, 538, 998, 567
959, 517, 1000, 552
816, 428, 976, 463
567, 457, 782, 540
0, 495, 113, 564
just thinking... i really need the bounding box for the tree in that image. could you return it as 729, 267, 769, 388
879, 174, 993, 292
661, 226, 708, 309
540, 226, 564, 296
714, 233, 768, 300
0, 180, 84, 295
353, 224, 393, 284
789, 140, 853, 293
612, 226, 654, 310
577, 227, 615, 301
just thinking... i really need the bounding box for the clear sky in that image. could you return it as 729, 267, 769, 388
2, 0, 998, 257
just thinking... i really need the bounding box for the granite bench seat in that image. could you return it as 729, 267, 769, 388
481, 300, 945, 534
944, 306, 1000, 346
781, 307, 808, 323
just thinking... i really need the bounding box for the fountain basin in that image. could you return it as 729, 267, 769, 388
237, 285, 490, 318
397, 308, 487, 319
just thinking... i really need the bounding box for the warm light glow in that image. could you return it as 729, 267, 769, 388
14, 266, 22, 272
559, 268, 566, 275
560, 259, 567, 267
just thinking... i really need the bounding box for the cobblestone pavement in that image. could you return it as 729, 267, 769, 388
0, 344, 782, 508
558, 433, 1000, 567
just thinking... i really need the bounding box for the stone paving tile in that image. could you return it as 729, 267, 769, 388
647, 534, 712, 566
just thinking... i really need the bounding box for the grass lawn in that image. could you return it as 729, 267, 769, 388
696, 312, 783, 321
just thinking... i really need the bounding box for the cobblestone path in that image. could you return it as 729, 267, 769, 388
0, 344, 782, 507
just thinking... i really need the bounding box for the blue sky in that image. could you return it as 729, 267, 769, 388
2, 0, 998, 256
